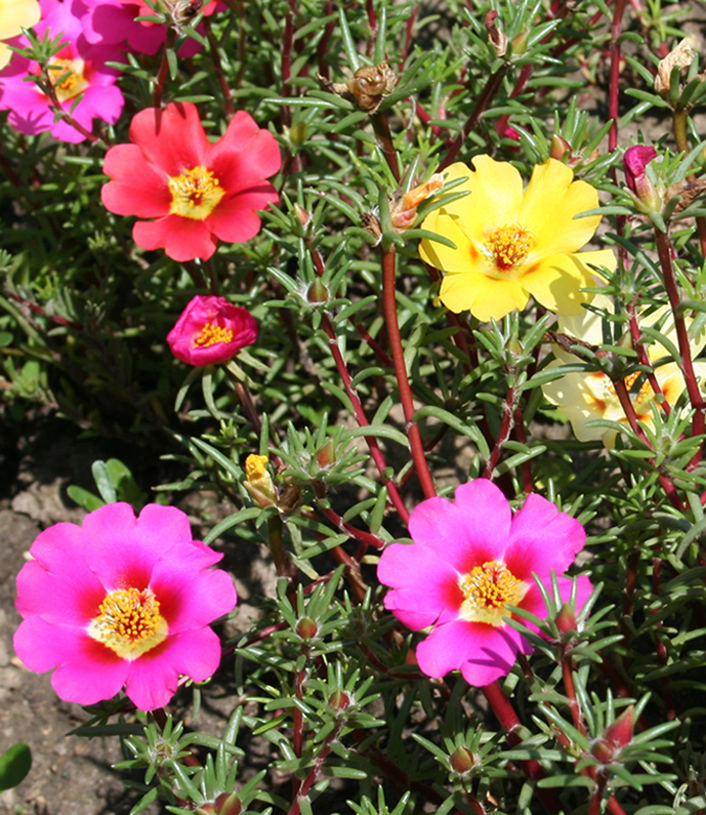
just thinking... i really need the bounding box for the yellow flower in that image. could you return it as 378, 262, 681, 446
419, 156, 616, 322
542, 295, 706, 447
243, 454, 277, 507
0, 0, 40, 69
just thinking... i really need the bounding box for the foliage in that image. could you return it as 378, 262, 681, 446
4, 0, 706, 813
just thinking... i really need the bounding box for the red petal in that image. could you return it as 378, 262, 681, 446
133, 216, 218, 261
128, 102, 211, 176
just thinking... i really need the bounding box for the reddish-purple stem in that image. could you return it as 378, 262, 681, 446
608, 0, 628, 152
382, 247, 436, 499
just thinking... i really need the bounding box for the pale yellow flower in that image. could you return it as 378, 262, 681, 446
0, 0, 40, 68
419, 156, 616, 322
542, 295, 706, 447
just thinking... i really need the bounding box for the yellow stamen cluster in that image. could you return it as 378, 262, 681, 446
46, 58, 88, 102
193, 322, 234, 348
458, 560, 526, 626
168, 166, 225, 220
89, 587, 167, 659
484, 223, 535, 274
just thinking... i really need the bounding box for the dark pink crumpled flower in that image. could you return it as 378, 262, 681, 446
167, 295, 258, 366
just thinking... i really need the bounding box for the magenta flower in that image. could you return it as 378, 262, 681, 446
167, 295, 258, 366
14, 503, 236, 711
101, 102, 281, 261
623, 145, 660, 211
377, 480, 592, 686
76, 0, 216, 57
0, 0, 124, 143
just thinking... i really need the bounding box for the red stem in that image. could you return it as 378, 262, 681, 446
382, 246, 436, 499
321, 313, 410, 524
608, 0, 628, 152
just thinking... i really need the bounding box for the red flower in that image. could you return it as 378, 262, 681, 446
101, 103, 280, 261
167, 295, 258, 366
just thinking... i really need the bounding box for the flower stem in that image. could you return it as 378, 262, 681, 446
153, 27, 177, 109
482, 681, 563, 814
370, 112, 400, 182
204, 17, 234, 118
654, 229, 706, 442
321, 313, 410, 524
608, 0, 628, 152
382, 246, 436, 500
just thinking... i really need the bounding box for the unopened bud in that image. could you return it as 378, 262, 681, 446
296, 616, 319, 640
550, 134, 572, 162
449, 746, 475, 774
307, 279, 329, 304
510, 29, 529, 56
555, 603, 577, 636
329, 690, 352, 711
195, 806, 216, 815
591, 706, 635, 764
288, 120, 308, 149
214, 792, 242, 815
293, 203, 311, 229
315, 439, 335, 468
243, 454, 277, 508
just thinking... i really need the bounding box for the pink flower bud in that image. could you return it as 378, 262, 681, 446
623, 146, 660, 211
296, 617, 319, 640
555, 603, 577, 636
215, 792, 242, 815
591, 706, 635, 764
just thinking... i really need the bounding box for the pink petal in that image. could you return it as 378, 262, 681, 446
151, 560, 236, 631
133, 216, 218, 261
521, 575, 594, 631
101, 146, 171, 217
15, 618, 127, 705
124, 628, 222, 710
504, 493, 586, 581
206, 187, 278, 244
416, 618, 528, 686
408, 480, 512, 572
16, 559, 104, 625
378, 542, 462, 629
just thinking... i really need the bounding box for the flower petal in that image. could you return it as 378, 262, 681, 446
128, 103, 211, 176
133, 216, 218, 261
438, 268, 530, 320
520, 159, 601, 255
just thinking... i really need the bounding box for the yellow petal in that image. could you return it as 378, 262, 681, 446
0, 0, 40, 40
438, 270, 529, 320
541, 364, 607, 443
446, 156, 524, 241
520, 159, 602, 255
419, 207, 475, 273
522, 253, 594, 316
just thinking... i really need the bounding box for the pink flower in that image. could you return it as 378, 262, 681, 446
76, 0, 216, 57
377, 480, 592, 686
167, 295, 258, 366
14, 503, 236, 711
0, 0, 125, 143
101, 102, 281, 261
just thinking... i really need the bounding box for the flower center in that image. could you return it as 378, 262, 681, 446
88, 587, 168, 660
589, 371, 655, 418
458, 560, 527, 626
483, 223, 536, 275
168, 166, 225, 220
46, 57, 89, 103
193, 322, 234, 348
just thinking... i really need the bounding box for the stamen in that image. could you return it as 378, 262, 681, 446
46, 58, 88, 102
88, 587, 167, 659
484, 223, 536, 274
168, 166, 225, 220
193, 322, 234, 348
458, 560, 527, 626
